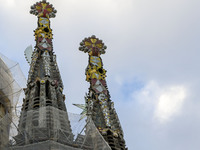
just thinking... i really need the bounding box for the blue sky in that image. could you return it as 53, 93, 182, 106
0, 0, 200, 149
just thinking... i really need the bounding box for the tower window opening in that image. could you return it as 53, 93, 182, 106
46, 81, 51, 100
33, 98, 40, 109
35, 81, 40, 97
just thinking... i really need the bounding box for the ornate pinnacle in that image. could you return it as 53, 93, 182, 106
27, 1, 56, 82
79, 35, 107, 56
30, 0, 57, 18
79, 36, 128, 149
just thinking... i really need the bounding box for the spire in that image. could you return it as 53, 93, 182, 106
27, 0, 58, 83
14, 1, 73, 146
79, 35, 127, 150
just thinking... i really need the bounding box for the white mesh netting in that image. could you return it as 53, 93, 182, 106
0, 53, 111, 150
0, 53, 26, 150
8, 113, 111, 150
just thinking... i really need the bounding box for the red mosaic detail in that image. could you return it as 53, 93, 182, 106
30, 1, 57, 18
79, 35, 106, 55
37, 37, 52, 51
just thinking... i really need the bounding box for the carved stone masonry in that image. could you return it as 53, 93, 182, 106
13, 1, 74, 148
79, 35, 127, 150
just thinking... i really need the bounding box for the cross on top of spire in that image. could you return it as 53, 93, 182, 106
79, 35, 107, 56
30, 0, 57, 18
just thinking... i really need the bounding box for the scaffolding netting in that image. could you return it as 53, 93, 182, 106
0, 53, 26, 150
0, 53, 111, 150
8, 109, 111, 150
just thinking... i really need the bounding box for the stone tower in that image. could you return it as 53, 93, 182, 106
79, 36, 127, 150
13, 1, 76, 149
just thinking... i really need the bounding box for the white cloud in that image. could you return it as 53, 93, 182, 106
132, 81, 187, 123
154, 86, 186, 123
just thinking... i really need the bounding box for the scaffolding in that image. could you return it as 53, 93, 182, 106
0, 53, 111, 150
8, 110, 111, 150
0, 53, 25, 150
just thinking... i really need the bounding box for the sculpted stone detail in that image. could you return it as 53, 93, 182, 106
79, 35, 127, 149
15, 1, 73, 147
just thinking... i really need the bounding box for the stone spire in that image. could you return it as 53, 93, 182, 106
14, 0, 73, 146
79, 35, 127, 150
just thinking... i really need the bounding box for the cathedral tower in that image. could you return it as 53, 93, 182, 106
79, 35, 127, 150
10, 1, 127, 149
13, 1, 75, 148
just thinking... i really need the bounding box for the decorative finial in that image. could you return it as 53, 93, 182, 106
79, 35, 107, 56
30, 1, 57, 18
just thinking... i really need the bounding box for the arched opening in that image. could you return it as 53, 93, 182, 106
33, 81, 40, 109
45, 81, 52, 106
45, 80, 51, 100
35, 81, 40, 97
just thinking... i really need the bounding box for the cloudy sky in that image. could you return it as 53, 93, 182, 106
0, 0, 200, 149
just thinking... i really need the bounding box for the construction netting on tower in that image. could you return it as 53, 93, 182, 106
8, 111, 111, 150
69, 113, 112, 150
0, 53, 26, 150
0, 54, 111, 150
74, 116, 112, 150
